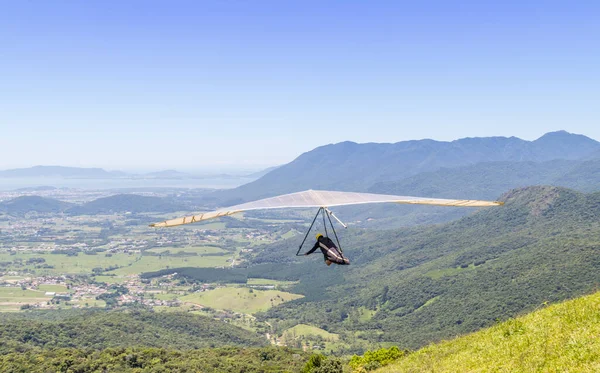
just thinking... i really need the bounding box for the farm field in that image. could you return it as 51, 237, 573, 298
282, 324, 340, 342
0, 287, 53, 310
0, 275, 30, 283
0, 251, 140, 275
146, 245, 227, 255
106, 253, 234, 275
92, 275, 132, 284
247, 278, 298, 286
38, 284, 68, 293
280, 229, 300, 239
180, 287, 303, 314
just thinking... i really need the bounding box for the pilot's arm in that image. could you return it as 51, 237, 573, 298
305, 241, 320, 255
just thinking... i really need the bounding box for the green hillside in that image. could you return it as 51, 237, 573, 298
67, 194, 186, 214
352, 158, 600, 228
0, 309, 266, 352
374, 290, 600, 372
0, 196, 74, 215
370, 159, 600, 199
258, 186, 600, 351
0, 310, 311, 373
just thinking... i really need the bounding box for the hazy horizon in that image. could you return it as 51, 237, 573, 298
0, 130, 598, 173
1, 129, 598, 172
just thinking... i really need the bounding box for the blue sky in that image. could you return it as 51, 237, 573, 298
1, 1, 598, 171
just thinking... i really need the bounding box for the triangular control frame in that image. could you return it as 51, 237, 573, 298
296, 207, 343, 256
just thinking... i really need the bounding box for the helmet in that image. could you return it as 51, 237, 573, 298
316, 233, 323, 240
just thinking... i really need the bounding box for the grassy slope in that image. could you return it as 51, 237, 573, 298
146, 245, 227, 254
377, 291, 600, 372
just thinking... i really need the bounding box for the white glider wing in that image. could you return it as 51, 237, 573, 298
150, 190, 503, 228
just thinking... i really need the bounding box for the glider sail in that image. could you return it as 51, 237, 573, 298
150, 190, 503, 228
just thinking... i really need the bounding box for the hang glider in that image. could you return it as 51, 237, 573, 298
149, 189, 503, 228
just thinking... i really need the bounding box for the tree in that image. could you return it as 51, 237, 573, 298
314, 358, 343, 373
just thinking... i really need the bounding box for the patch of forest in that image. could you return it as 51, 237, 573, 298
0, 309, 266, 353
0, 346, 311, 373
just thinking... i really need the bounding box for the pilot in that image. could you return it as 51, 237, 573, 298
305, 233, 350, 266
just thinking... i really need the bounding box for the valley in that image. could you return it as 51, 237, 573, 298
2, 132, 600, 371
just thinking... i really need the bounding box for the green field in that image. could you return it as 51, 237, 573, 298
190, 222, 226, 230
282, 324, 340, 342
0, 287, 52, 309
153, 293, 180, 301
0, 275, 29, 283
247, 278, 298, 286
107, 254, 233, 275
0, 249, 237, 277
353, 307, 377, 322
146, 245, 227, 255
38, 284, 68, 293
376, 291, 600, 372
180, 287, 303, 314
93, 275, 131, 284
0, 251, 140, 275
0, 285, 105, 311
280, 230, 300, 239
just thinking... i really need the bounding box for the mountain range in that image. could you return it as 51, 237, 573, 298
206, 131, 600, 206
370, 158, 600, 199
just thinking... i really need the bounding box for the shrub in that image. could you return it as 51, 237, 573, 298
349, 346, 407, 371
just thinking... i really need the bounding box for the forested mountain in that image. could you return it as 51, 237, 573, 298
370, 158, 600, 199
585, 148, 600, 160
206, 131, 600, 205
254, 186, 600, 350
327, 157, 600, 229
67, 194, 186, 214
0, 196, 74, 215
